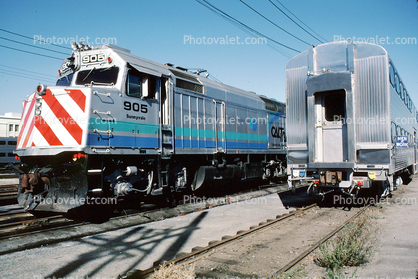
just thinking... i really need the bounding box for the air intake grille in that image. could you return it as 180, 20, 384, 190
171, 70, 203, 93
176, 79, 203, 93
170, 70, 200, 83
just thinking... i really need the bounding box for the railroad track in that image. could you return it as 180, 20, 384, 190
125, 202, 372, 279
0, 184, 18, 206
0, 182, 304, 256
0, 210, 77, 239
270, 205, 371, 278
0, 172, 19, 179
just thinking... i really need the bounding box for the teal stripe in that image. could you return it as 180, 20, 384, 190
175, 127, 216, 139
226, 131, 266, 142
175, 127, 266, 142
89, 118, 160, 134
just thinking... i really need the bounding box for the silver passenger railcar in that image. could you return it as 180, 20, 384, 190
286, 41, 417, 197
0, 137, 19, 167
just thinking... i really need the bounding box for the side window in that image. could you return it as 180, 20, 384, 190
405, 92, 409, 108
395, 73, 400, 96
125, 69, 158, 99
400, 82, 404, 101
126, 70, 142, 98
391, 122, 397, 143
389, 63, 395, 87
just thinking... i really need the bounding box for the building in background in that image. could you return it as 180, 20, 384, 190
0, 113, 21, 137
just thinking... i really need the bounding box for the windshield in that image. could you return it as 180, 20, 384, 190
56, 73, 73, 86
75, 66, 119, 85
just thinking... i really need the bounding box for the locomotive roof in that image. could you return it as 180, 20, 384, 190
99, 44, 281, 111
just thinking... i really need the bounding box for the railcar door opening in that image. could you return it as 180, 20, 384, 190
415, 130, 417, 173
314, 89, 348, 162
160, 77, 173, 156
214, 101, 225, 152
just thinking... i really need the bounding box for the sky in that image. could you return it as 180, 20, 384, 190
0, 0, 417, 116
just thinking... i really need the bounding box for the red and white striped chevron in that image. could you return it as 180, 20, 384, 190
17, 88, 88, 149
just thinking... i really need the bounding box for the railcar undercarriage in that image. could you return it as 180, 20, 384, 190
15, 153, 286, 214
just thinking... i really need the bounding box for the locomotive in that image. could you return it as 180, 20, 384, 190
286, 41, 417, 198
15, 43, 286, 213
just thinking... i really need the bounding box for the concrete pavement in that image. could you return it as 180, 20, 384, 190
355, 178, 418, 279
0, 193, 288, 279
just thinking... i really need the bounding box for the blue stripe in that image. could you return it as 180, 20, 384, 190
175, 127, 267, 142
87, 134, 159, 148
174, 139, 266, 149
227, 141, 268, 149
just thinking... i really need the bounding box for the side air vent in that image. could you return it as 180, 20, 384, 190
171, 70, 200, 83
176, 79, 203, 93
170, 70, 204, 94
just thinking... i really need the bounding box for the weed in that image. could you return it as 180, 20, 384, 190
151, 262, 195, 279
273, 265, 308, 279
325, 267, 357, 279
314, 213, 378, 277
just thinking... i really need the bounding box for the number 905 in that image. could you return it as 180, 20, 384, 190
124, 101, 148, 113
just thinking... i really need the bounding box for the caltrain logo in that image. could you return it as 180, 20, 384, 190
271, 126, 285, 139
269, 112, 285, 139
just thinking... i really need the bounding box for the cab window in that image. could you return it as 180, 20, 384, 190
126, 71, 142, 98
125, 68, 158, 99
76, 66, 119, 85
56, 73, 73, 86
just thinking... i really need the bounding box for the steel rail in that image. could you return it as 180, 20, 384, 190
132, 203, 318, 278
270, 204, 372, 278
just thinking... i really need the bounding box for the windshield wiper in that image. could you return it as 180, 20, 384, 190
99, 65, 115, 72
83, 67, 96, 81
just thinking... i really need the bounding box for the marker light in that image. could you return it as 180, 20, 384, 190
107, 56, 112, 63
74, 153, 87, 159
36, 84, 46, 96
73, 153, 87, 161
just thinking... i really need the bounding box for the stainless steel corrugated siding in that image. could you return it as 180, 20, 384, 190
354, 56, 390, 144
390, 83, 416, 172
395, 148, 413, 171
286, 66, 308, 147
